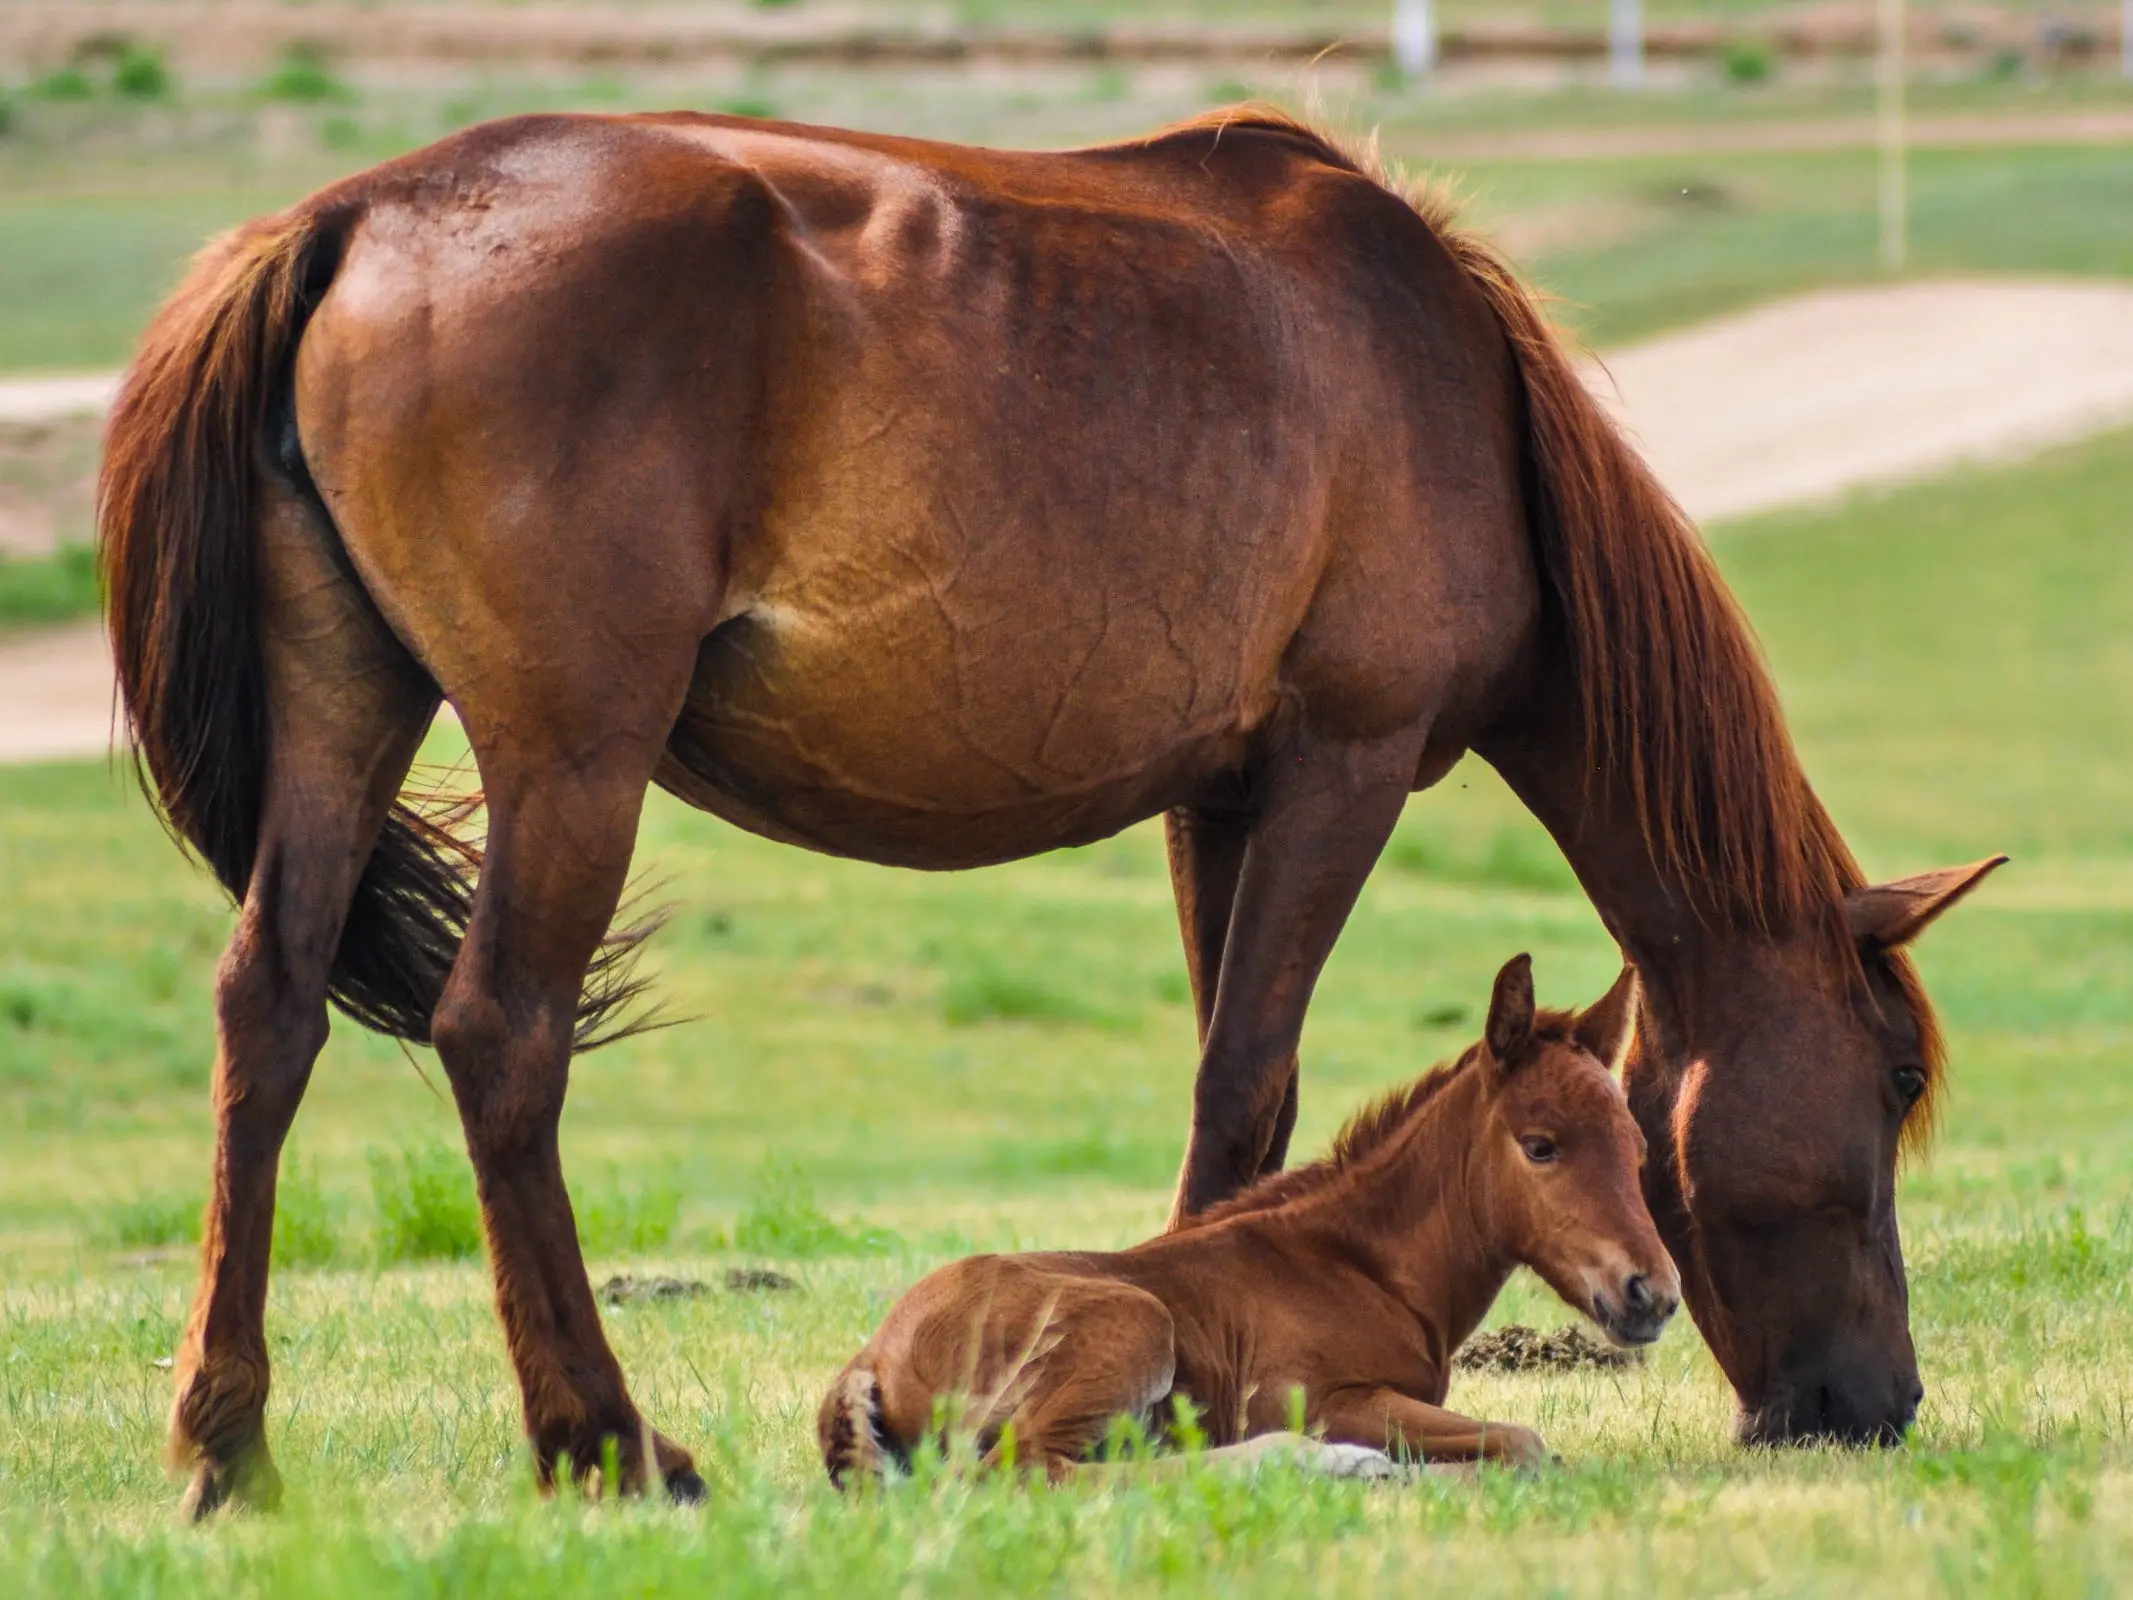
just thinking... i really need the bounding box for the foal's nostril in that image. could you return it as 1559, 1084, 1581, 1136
1623, 1274, 1653, 1315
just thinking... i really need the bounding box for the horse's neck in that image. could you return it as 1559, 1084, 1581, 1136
1330, 1069, 1514, 1341
1480, 696, 1772, 1069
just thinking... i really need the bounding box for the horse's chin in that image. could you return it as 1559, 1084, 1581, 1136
1735, 1391, 1913, 1448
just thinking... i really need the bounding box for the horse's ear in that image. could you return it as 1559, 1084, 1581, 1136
1847, 855, 2008, 949
1572, 965, 1639, 1074
1485, 953, 1536, 1069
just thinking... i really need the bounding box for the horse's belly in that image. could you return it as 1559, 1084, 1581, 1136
658, 597, 1263, 868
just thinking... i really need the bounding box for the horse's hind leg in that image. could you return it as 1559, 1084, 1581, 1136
425, 653, 703, 1499
979, 1280, 1177, 1482
172, 483, 437, 1517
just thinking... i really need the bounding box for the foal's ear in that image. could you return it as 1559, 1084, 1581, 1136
1485, 953, 1536, 1068
1846, 855, 2008, 949
1572, 965, 1639, 1073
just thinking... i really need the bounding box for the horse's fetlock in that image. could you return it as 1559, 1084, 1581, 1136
169, 1349, 271, 1470
535, 1411, 651, 1496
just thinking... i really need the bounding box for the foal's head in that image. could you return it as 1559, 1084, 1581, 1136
1471, 955, 1680, 1348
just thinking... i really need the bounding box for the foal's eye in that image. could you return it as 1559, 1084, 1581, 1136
1520, 1136, 1558, 1164
1892, 1067, 1927, 1107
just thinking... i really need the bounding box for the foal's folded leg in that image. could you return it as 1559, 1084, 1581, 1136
1313, 1387, 1550, 1469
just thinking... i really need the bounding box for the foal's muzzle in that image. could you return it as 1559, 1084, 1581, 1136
1593, 1272, 1678, 1348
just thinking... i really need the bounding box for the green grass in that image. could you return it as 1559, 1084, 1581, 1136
1435, 141, 2133, 345
368, 1143, 484, 1265
0, 545, 99, 626
1, 403, 2130, 1586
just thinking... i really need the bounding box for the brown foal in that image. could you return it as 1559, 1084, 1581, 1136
819, 957, 1678, 1486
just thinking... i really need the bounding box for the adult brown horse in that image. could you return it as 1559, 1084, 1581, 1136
101, 105, 2001, 1513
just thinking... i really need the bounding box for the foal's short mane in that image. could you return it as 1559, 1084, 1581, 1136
1144, 107, 1946, 1141
1193, 1011, 1583, 1227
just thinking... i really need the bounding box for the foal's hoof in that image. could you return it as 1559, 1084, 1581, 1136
664, 1465, 708, 1505
1306, 1443, 1400, 1481
1231, 1434, 1399, 1482
180, 1447, 284, 1521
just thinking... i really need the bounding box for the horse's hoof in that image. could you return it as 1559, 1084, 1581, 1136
180, 1447, 283, 1520
664, 1465, 708, 1505
181, 1463, 226, 1522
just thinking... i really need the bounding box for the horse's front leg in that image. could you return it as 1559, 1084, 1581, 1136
1164, 808, 1298, 1182
1167, 726, 1418, 1225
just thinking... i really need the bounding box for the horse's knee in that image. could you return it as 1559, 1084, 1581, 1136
430, 976, 568, 1156
429, 973, 507, 1075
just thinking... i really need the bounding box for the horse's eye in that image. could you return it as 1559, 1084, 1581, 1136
1892, 1067, 1927, 1107
1520, 1136, 1558, 1164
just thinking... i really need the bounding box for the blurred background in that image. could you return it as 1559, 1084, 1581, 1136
5, 2, 2133, 572
0, 1, 2128, 1279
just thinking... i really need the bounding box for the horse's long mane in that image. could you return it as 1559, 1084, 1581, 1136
1144, 107, 1944, 1143
1193, 1011, 1584, 1227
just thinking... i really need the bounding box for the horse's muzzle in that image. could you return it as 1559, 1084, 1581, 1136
1735, 1371, 1923, 1447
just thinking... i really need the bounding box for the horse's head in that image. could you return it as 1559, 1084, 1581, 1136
1625, 857, 2005, 1446
1476, 955, 1679, 1349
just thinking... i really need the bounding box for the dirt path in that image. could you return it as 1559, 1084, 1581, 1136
0, 375, 118, 426
8, 275, 2133, 765
0, 624, 120, 767
1593, 278, 2133, 523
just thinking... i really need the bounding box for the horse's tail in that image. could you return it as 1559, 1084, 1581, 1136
817, 1365, 904, 1490
1436, 222, 1852, 930
98, 206, 649, 1047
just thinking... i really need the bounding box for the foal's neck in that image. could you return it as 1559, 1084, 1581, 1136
1328, 1066, 1517, 1349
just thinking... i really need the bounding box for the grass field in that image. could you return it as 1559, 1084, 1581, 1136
2, 396, 2129, 1588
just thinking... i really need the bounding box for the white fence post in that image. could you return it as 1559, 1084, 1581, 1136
1611, 0, 1644, 89
1392, 0, 1436, 79
1878, 0, 1907, 271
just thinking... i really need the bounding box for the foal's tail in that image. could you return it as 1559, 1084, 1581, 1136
97, 207, 647, 1047
817, 1366, 905, 1490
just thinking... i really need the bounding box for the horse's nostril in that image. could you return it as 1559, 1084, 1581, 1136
1905, 1379, 1925, 1416
1623, 1274, 1653, 1314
